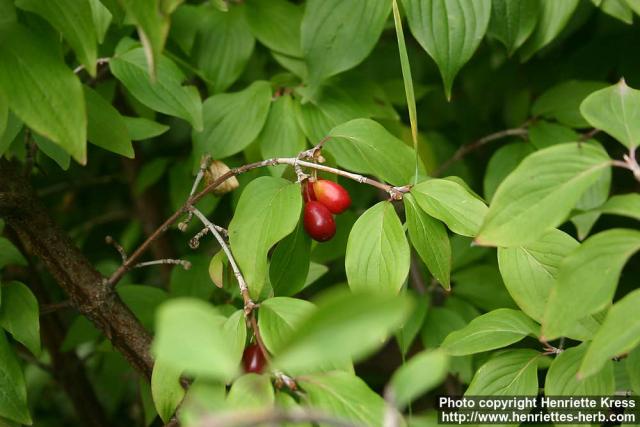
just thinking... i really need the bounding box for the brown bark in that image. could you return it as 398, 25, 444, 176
0, 159, 154, 379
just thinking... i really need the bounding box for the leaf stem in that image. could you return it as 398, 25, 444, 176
391, 0, 420, 184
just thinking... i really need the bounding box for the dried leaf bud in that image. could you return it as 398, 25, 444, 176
205, 160, 239, 195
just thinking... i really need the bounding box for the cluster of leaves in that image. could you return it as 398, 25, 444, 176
0, 0, 640, 426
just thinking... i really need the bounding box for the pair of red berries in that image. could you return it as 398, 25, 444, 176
302, 179, 351, 242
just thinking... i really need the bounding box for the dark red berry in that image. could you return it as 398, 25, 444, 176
312, 180, 351, 214
242, 343, 266, 374
303, 201, 336, 242
302, 180, 316, 203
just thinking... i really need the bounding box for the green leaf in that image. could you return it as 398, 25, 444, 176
257, 94, 307, 178
532, 80, 607, 128
120, 0, 171, 76
151, 356, 185, 423
597, 193, 640, 220
625, 0, 640, 16
572, 180, 612, 241
580, 79, 640, 149
388, 349, 449, 409
117, 285, 168, 331
345, 201, 410, 295
595, 0, 634, 24
396, 292, 429, 356
273, 290, 412, 375
245, 0, 303, 57
134, 158, 170, 196
0, 238, 26, 269
15, 0, 99, 76
519, 0, 580, 61
580, 289, 640, 378
301, 0, 391, 85
441, 309, 539, 356
627, 347, 640, 395
452, 265, 518, 311
498, 229, 579, 323
229, 177, 302, 299
194, 4, 255, 92
327, 118, 419, 186
179, 378, 226, 423
0, 281, 40, 356
152, 298, 237, 380
298, 371, 386, 425
222, 310, 247, 373
258, 297, 315, 355
88, 0, 112, 44
110, 46, 203, 130
0, 0, 16, 32
0, 331, 31, 425
421, 307, 471, 382
528, 120, 579, 150
169, 254, 214, 301
269, 222, 311, 297
226, 373, 274, 409
0, 25, 86, 163
543, 229, 640, 340
169, 4, 208, 54
488, 0, 540, 55
404, 194, 451, 289
61, 316, 101, 351
294, 82, 380, 143
476, 143, 611, 247
84, 86, 134, 158
0, 111, 21, 157
483, 143, 535, 202
411, 179, 488, 237
138, 380, 157, 427
402, 0, 492, 99
466, 349, 540, 395
421, 307, 467, 348
193, 81, 272, 161
545, 343, 614, 395
33, 134, 70, 170
123, 117, 169, 141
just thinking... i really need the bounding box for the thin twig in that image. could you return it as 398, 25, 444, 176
189, 207, 255, 314
105, 235, 127, 262
179, 156, 211, 231
434, 127, 529, 177
611, 147, 640, 182
16, 346, 53, 374
134, 259, 191, 270
189, 224, 228, 249
73, 57, 110, 74
40, 300, 73, 316
69, 210, 129, 238
37, 175, 123, 197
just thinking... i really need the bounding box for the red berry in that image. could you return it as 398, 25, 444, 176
242, 343, 266, 374
303, 201, 336, 242
302, 180, 316, 203
312, 180, 351, 214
